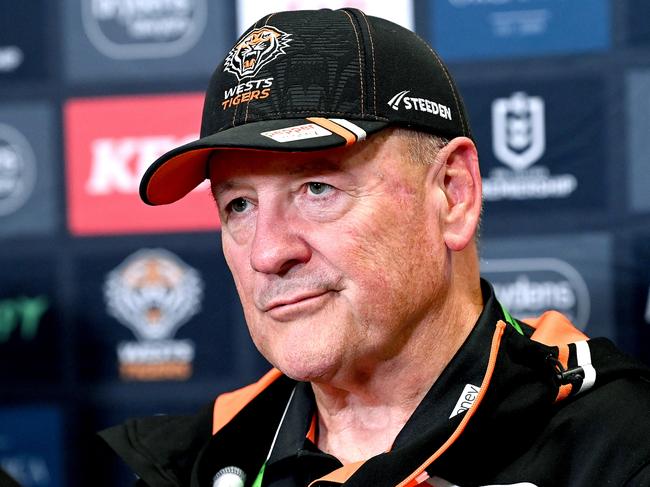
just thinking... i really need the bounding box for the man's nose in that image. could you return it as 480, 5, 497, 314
249, 206, 312, 276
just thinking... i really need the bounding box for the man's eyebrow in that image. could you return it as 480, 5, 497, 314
212, 158, 344, 194
211, 181, 234, 199
213, 180, 234, 191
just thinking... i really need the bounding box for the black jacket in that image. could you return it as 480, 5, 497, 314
100, 290, 650, 487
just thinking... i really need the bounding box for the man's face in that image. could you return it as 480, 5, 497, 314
210, 130, 450, 383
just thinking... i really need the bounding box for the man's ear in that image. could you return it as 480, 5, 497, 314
432, 137, 482, 251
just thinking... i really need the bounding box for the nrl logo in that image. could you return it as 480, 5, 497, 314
491, 92, 546, 171
104, 249, 203, 341
224, 25, 291, 81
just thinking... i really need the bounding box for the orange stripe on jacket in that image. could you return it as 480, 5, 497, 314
526, 311, 587, 403
212, 368, 283, 435
526, 310, 588, 347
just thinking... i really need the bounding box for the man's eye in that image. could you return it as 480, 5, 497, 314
306, 182, 333, 196
228, 198, 250, 213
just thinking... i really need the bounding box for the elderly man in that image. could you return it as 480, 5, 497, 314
101, 8, 650, 487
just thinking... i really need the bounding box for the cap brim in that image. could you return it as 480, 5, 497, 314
140, 118, 388, 205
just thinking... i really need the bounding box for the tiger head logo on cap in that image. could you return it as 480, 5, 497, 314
224, 25, 292, 81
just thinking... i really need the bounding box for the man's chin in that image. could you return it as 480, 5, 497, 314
271, 350, 340, 384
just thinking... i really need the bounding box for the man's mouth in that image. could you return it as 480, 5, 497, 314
264, 290, 331, 312
262, 290, 335, 321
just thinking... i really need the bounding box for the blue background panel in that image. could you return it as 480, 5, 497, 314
0, 406, 64, 487
460, 77, 607, 214
626, 0, 650, 45
431, 0, 611, 61
0, 0, 49, 82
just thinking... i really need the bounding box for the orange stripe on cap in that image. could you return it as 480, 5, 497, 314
307, 117, 357, 146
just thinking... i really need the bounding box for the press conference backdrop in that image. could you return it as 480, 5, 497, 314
1, 1, 649, 485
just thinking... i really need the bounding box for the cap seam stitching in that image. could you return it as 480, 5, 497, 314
358, 11, 377, 117
233, 13, 272, 127
412, 32, 468, 137
341, 9, 365, 117
244, 12, 278, 124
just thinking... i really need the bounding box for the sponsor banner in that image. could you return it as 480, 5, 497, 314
0, 103, 59, 238
74, 245, 239, 382
430, 0, 610, 61
627, 0, 650, 46
64, 93, 219, 235
626, 70, 650, 213
480, 233, 613, 340
0, 1, 48, 81
236, 0, 414, 36
0, 406, 64, 487
460, 77, 606, 214
0, 256, 62, 384
63, 0, 233, 82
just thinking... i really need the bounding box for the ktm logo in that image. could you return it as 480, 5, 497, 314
85, 134, 195, 195
224, 25, 291, 81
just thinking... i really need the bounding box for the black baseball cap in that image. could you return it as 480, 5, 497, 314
140, 8, 472, 206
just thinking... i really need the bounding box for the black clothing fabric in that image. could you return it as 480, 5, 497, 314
0, 469, 21, 487
262, 381, 343, 487
100, 282, 650, 486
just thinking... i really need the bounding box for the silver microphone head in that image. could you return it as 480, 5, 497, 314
212, 466, 246, 487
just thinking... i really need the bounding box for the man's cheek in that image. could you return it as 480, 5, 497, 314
343, 216, 403, 265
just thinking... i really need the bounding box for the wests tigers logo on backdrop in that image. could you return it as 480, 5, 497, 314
104, 248, 204, 381
224, 25, 291, 81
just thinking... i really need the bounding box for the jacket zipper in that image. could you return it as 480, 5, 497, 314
397, 321, 507, 487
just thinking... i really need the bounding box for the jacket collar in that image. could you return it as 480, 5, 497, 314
100, 279, 650, 487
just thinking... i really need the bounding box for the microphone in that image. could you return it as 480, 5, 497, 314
212, 466, 246, 487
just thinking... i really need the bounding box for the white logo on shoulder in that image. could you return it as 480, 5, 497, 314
449, 383, 481, 419
387, 90, 452, 121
